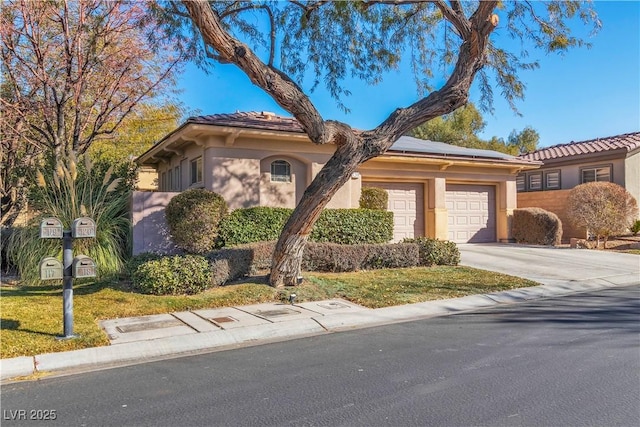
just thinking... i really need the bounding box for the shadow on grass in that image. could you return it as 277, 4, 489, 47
0, 277, 131, 297
0, 318, 59, 338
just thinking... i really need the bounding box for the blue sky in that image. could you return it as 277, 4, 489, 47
176, 1, 639, 148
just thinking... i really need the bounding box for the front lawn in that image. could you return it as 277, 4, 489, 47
0, 266, 538, 358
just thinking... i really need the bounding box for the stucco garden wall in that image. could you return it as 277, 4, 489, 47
517, 189, 586, 240
130, 191, 180, 255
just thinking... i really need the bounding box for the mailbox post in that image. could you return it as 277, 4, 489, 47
39, 217, 96, 339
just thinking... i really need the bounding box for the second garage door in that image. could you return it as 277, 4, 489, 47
446, 184, 496, 243
365, 182, 425, 242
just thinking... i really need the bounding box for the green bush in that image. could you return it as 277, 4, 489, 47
131, 254, 212, 295
165, 189, 227, 254
512, 207, 562, 246
302, 242, 419, 272
311, 209, 394, 244
403, 237, 460, 266
630, 219, 640, 236
125, 252, 163, 278
359, 187, 388, 210
219, 207, 394, 246
219, 207, 291, 246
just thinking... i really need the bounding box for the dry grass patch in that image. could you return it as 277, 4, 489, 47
1, 266, 538, 358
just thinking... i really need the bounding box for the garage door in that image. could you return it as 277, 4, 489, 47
365, 182, 425, 242
446, 184, 496, 243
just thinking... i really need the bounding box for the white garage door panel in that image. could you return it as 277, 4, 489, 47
365, 182, 425, 242
446, 184, 496, 243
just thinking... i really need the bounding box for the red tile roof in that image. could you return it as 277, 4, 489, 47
519, 132, 640, 161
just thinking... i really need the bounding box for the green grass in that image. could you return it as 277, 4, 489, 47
0, 267, 538, 359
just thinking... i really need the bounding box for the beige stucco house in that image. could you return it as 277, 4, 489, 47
516, 132, 640, 239
133, 111, 540, 253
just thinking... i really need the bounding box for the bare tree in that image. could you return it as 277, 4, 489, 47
0, 0, 181, 226
164, 0, 599, 286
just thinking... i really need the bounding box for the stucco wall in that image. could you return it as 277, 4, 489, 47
625, 151, 640, 214
130, 191, 180, 255
517, 189, 586, 240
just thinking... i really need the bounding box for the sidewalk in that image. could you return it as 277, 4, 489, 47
2, 274, 637, 383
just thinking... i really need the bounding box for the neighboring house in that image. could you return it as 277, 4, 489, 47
133, 111, 539, 254
517, 132, 640, 239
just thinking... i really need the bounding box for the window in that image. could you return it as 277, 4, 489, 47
173, 166, 180, 190
544, 170, 560, 190
516, 174, 526, 192
581, 165, 611, 183
190, 157, 203, 185
528, 172, 542, 191
270, 160, 291, 182
161, 172, 167, 191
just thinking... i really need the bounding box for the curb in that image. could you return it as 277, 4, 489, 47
2, 277, 637, 382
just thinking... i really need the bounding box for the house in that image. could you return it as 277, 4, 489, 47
516, 132, 640, 239
133, 111, 540, 254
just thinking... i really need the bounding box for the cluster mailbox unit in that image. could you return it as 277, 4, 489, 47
39, 216, 97, 338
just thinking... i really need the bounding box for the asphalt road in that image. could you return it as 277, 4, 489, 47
2, 285, 639, 427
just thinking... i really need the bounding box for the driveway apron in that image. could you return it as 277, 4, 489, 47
459, 243, 640, 287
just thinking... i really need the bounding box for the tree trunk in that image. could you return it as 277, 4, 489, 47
269, 142, 366, 287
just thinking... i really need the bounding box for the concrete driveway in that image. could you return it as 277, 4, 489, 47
459, 244, 640, 287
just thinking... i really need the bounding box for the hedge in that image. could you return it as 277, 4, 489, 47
403, 237, 460, 266
512, 207, 563, 246
303, 242, 419, 272
131, 254, 212, 295
219, 207, 394, 246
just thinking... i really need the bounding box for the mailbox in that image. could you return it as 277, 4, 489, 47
39, 257, 64, 280
40, 217, 63, 239
71, 217, 96, 238
72, 255, 97, 278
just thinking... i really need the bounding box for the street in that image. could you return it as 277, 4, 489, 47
2, 285, 639, 427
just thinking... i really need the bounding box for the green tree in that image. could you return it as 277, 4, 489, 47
410, 103, 486, 148
410, 103, 540, 155
507, 126, 540, 155
164, 1, 598, 286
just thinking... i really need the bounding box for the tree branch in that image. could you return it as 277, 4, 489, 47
183, 0, 336, 145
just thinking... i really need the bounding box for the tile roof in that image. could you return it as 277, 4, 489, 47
187, 111, 305, 133
186, 112, 530, 161
518, 132, 640, 162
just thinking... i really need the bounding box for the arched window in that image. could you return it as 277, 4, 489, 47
270, 160, 291, 182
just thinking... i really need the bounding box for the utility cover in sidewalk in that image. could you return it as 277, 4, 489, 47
116, 319, 182, 333
257, 308, 300, 318
101, 313, 197, 344
193, 307, 271, 329
295, 299, 370, 315
240, 303, 319, 323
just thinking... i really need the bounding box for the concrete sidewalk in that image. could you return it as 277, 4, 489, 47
2, 268, 638, 383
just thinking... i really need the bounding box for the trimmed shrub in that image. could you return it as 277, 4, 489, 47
125, 252, 163, 278
219, 207, 291, 246
631, 219, 640, 236
206, 241, 277, 285
302, 242, 419, 272
359, 187, 388, 210
219, 207, 394, 246
403, 237, 460, 266
165, 189, 227, 254
132, 254, 212, 295
311, 209, 394, 244
512, 208, 562, 246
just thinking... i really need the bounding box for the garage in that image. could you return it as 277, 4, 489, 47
365, 182, 425, 242
446, 184, 496, 243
